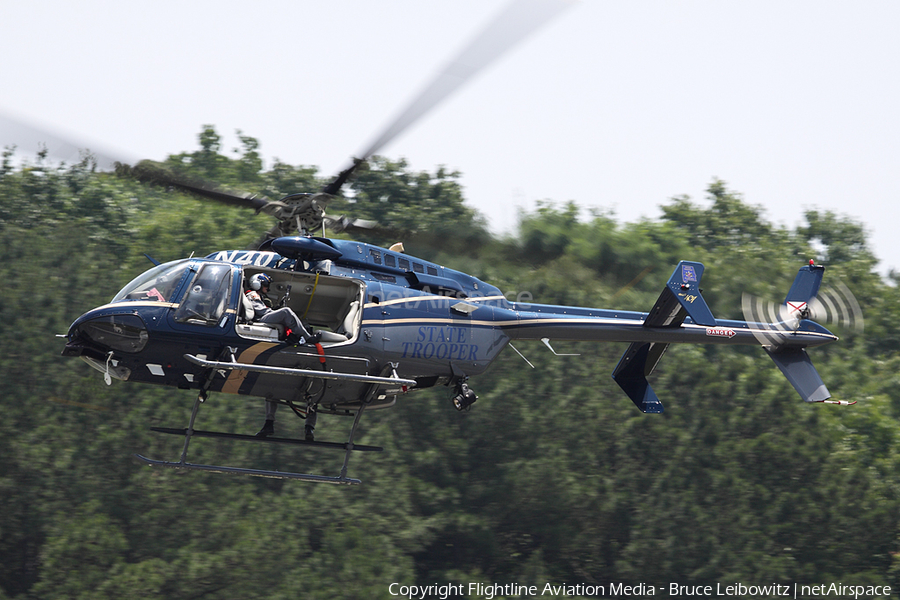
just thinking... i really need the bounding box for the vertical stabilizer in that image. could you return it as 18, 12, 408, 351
767, 347, 831, 403
784, 262, 825, 308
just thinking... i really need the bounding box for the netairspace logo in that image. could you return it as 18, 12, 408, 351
387, 581, 893, 599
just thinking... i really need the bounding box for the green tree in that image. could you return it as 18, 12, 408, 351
2, 131, 899, 598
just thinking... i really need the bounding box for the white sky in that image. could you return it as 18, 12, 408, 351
3, 1, 899, 275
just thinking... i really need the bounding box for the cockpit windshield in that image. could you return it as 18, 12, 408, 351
173, 263, 233, 326
112, 259, 191, 303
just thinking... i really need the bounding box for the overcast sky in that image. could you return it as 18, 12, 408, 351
3, 1, 898, 275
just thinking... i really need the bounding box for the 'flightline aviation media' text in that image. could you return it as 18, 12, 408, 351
388, 581, 892, 599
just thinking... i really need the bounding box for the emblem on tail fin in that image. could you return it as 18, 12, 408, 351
786, 301, 809, 317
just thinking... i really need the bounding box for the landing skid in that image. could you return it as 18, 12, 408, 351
133, 454, 362, 484
149, 427, 383, 452
135, 370, 385, 483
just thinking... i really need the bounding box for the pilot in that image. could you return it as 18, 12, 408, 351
245, 272, 319, 439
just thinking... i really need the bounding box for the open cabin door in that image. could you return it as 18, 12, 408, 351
238, 267, 365, 345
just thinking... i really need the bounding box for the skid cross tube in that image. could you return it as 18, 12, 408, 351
337, 362, 403, 480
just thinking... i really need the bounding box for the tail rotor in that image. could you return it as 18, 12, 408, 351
740, 263, 862, 404
741, 293, 800, 348
742, 279, 863, 348
807, 282, 864, 333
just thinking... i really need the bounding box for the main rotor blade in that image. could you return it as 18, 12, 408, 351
1, 112, 298, 240
359, 0, 574, 160
323, 0, 574, 195
0, 110, 137, 170
125, 160, 275, 212
0, 113, 283, 215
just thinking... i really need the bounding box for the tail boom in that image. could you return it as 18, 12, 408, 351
501, 260, 840, 411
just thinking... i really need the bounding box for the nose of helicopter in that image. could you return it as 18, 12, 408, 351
62, 311, 150, 382
66, 312, 150, 353
62, 310, 149, 366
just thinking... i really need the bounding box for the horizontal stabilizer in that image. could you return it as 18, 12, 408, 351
612, 342, 665, 413
646, 261, 716, 328
767, 347, 831, 402
614, 261, 715, 412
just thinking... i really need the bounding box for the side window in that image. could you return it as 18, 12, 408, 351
173, 264, 233, 326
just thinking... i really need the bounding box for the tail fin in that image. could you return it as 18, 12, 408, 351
767, 347, 830, 402
783, 261, 825, 317
768, 262, 831, 402
764, 262, 838, 403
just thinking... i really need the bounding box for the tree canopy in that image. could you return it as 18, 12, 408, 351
1, 127, 898, 599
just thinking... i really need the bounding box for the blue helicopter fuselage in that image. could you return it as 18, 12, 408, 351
63, 237, 838, 414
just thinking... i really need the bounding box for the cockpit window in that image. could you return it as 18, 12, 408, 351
173, 263, 233, 326
112, 259, 191, 303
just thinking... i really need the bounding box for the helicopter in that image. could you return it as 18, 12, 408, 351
9, 0, 853, 485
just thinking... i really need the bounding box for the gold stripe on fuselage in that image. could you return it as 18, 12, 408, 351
221, 342, 278, 394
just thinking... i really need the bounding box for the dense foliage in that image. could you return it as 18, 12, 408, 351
2, 129, 899, 598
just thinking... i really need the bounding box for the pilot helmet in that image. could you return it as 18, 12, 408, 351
249, 273, 272, 291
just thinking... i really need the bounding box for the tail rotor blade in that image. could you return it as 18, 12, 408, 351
742, 293, 788, 348
811, 282, 864, 333
778, 302, 801, 332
